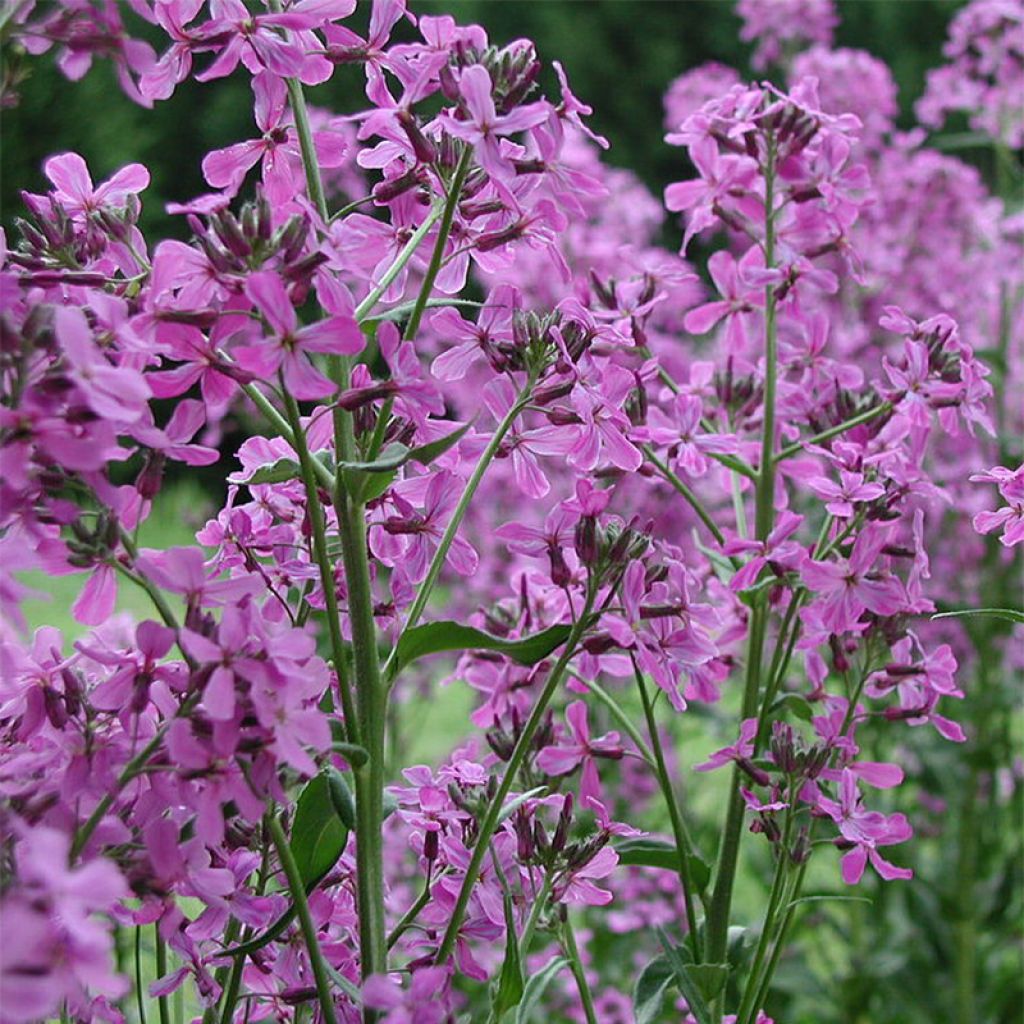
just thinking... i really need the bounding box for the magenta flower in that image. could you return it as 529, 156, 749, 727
665, 138, 758, 253
194, 0, 345, 84
971, 463, 1024, 547
430, 284, 520, 381
683, 248, 764, 352
536, 700, 623, 805
441, 64, 550, 181
371, 470, 479, 584
800, 528, 905, 634
27, 151, 149, 222
817, 769, 913, 884
202, 72, 348, 204
723, 510, 805, 593
695, 718, 758, 772
806, 469, 885, 519
237, 270, 364, 399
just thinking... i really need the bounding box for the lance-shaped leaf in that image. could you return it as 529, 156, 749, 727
392, 621, 572, 676
492, 892, 524, 1017
633, 954, 675, 1024
615, 838, 711, 893
515, 957, 569, 1023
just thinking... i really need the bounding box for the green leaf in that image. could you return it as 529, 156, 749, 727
290, 772, 350, 888
367, 297, 483, 324
770, 693, 813, 723
392, 621, 572, 676
337, 442, 410, 473
493, 893, 524, 1018
243, 452, 333, 486
614, 838, 711, 893
633, 954, 675, 1024
329, 741, 370, 769
245, 457, 302, 485
787, 894, 872, 910
223, 774, 351, 960
326, 767, 357, 831
932, 607, 1024, 624
497, 786, 548, 826
687, 964, 729, 1003
407, 420, 473, 467
515, 957, 569, 1023
656, 928, 716, 1024
337, 423, 471, 476
361, 469, 398, 503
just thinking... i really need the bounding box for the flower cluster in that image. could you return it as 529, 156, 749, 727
0, 1, 1021, 1023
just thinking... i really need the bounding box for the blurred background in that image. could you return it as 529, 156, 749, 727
2, 0, 963, 241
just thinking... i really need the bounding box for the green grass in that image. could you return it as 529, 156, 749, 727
19, 482, 216, 639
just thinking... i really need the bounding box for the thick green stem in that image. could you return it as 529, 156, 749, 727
705, 138, 780, 995
268, 815, 339, 1024
433, 595, 594, 965
635, 663, 703, 959
561, 914, 599, 1024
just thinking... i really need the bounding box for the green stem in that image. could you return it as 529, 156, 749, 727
330, 375, 389, 1000
518, 873, 555, 958
747, 858, 809, 1016
561, 914, 599, 1024
433, 594, 594, 965
281, 389, 359, 744
634, 662, 703, 959
135, 927, 148, 1024
154, 926, 171, 1024
268, 815, 339, 1024
706, 138, 780, 997
354, 207, 444, 323
270, 0, 327, 223
387, 870, 437, 950
401, 149, 473, 341
734, 788, 797, 1024
573, 672, 655, 766
775, 403, 892, 461
387, 386, 532, 656
643, 446, 731, 551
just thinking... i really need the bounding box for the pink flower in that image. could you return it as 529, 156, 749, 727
29, 152, 149, 222
800, 528, 905, 634
237, 270, 364, 399
695, 718, 758, 772
971, 463, 1024, 547
202, 72, 348, 204
807, 469, 885, 519
817, 769, 913, 884
441, 64, 550, 181
536, 700, 622, 804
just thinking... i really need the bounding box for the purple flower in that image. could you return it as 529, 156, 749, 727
536, 700, 623, 804
800, 528, 906, 634
237, 269, 364, 399
817, 769, 913, 884
971, 463, 1024, 547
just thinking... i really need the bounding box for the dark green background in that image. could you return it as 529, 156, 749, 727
1, 0, 962, 237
